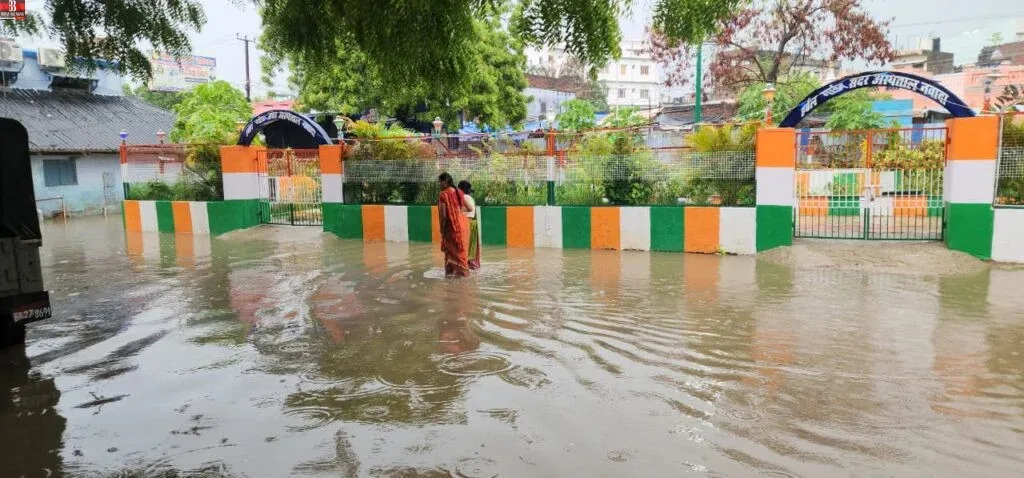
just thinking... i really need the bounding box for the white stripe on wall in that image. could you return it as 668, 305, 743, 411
139, 200, 159, 232
533, 206, 562, 248
755, 167, 795, 206
384, 205, 409, 242
322, 174, 343, 203
992, 208, 1024, 263
619, 206, 651, 251
945, 160, 997, 204
223, 173, 261, 200
719, 207, 756, 255
190, 202, 210, 234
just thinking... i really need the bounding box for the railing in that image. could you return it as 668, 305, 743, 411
996, 113, 1024, 206
797, 126, 947, 170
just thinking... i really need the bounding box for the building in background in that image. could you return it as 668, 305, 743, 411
146, 51, 217, 92
524, 74, 577, 125
253, 98, 296, 116
0, 40, 175, 217
527, 39, 663, 110
892, 38, 955, 75
871, 99, 914, 127
599, 40, 662, 109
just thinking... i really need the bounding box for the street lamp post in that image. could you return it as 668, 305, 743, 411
762, 83, 777, 126
156, 130, 166, 144
333, 115, 345, 141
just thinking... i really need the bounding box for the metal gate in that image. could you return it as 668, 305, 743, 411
794, 128, 946, 240
257, 148, 323, 226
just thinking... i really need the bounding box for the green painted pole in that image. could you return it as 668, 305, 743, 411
695, 43, 703, 124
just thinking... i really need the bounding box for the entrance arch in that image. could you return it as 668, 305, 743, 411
779, 70, 975, 128
237, 109, 333, 147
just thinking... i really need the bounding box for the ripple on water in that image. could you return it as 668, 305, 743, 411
606, 450, 634, 462
454, 457, 499, 478
361, 405, 390, 419
283, 406, 335, 431
720, 406, 763, 423
439, 352, 515, 377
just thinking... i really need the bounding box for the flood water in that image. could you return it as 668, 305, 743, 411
3, 217, 1024, 477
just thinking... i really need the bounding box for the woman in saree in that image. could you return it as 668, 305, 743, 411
458, 180, 481, 270
437, 173, 470, 277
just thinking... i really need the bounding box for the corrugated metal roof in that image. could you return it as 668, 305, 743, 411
0, 88, 175, 153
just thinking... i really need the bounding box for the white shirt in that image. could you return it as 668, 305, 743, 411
463, 194, 476, 219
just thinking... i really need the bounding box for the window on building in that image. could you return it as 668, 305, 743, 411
617, 88, 625, 98
540, 101, 547, 114
620, 64, 627, 75
43, 158, 78, 187
548, 55, 554, 63
640, 89, 649, 99
640, 65, 650, 75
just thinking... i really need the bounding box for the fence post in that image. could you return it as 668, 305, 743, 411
319, 143, 344, 234
944, 116, 999, 259
546, 130, 556, 205
755, 127, 797, 252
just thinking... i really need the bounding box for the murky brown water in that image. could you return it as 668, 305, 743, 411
3, 217, 1024, 477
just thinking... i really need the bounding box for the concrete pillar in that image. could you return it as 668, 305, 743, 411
220, 145, 262, 200
755, 128, 796, 252
944, 116, 999, 259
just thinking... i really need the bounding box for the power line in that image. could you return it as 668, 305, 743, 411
890, 12, 1024, 29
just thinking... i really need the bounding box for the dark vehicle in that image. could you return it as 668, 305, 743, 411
0, 118, 51, 347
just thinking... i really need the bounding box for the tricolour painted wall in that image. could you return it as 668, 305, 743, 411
122, 199, 260, 235
323, 204, 759, 254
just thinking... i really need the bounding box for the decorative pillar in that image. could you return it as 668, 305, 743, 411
319, 143, 352, 236
944, 116, 999, 259
755, 127, 796, 252
220, 145, 262, 200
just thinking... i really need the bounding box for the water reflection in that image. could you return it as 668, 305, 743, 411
2, 217, 1023, 476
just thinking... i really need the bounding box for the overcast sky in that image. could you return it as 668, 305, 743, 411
21, 0, 1024, 97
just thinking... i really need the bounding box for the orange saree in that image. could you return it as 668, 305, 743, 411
439, 187, 470, 276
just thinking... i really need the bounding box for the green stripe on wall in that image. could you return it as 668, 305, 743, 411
650, 206, 684, 252
481, 206, 507, 246
756, 205, 793, 252
156, 201, 175, 233
407, 206, 433, 242
944, 202, 993, 260
207, 199, 261, 235
323, 204, 363, 239
561, 206, 591, 249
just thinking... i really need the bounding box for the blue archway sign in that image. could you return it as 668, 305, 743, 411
779, 70, 974, 128
237, 109, 333, 146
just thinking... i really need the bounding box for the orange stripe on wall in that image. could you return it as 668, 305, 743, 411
591, 207, 621, 250
684, 207, 720, 253
362, 205, 386, 241
431, 206, 440, 243
756, 128, 796, 168
506, 206, 535, 248
946, 116, 999, 160
171, 201, 193, 234
220, 145, 259, 173
318, 145, 343, 174
123, 200, 142, 232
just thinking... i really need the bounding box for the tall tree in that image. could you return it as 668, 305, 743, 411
262, 15, 530, 128
650, 0, 895, 92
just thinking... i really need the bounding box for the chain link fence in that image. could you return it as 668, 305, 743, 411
997, 114, 1024, 206
123, 144, 223, 201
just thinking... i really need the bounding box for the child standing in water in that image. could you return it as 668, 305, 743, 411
458, 180, 481, 270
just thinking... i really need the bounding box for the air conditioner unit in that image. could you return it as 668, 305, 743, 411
38, 48, 66, 70
0, 40, 23, 64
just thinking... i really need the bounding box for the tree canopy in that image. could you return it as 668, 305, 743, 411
122, 84, 184, 111
262, 14, 529, 128
170, 80, 252, 144
735, 72, 889, 129
15, 1, 743, 83
651, 0, 895, 92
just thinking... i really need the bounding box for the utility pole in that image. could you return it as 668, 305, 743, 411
694, 43, 703, 124
237, 34, 253, 101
